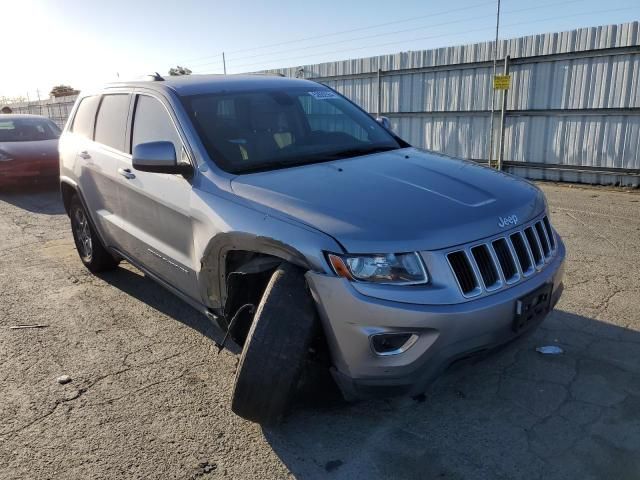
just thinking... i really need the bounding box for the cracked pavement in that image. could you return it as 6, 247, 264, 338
1, 182, 639, 479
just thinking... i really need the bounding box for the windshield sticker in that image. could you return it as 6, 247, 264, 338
308, 91, 338, 100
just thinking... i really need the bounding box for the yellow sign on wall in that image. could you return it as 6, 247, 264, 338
493, 75, 511, 90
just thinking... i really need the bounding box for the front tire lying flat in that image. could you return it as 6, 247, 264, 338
231, 263, 317, 425
69, 195, 119, 273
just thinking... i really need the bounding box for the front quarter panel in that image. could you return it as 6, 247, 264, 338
191, 186, 343, 310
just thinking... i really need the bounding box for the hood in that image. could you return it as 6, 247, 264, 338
230, 148, 546, 253
0, 139, 59, 161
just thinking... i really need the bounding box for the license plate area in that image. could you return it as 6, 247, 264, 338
513, 283, 553, 332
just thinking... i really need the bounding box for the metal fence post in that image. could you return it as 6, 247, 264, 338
377, 67, 382, 118
497, 55, 510, 171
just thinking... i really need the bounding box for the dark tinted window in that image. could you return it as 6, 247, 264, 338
94, 94, 130, 151
0, 117, 60, 142
132, 95, 182, 155
71, 96, 100, 138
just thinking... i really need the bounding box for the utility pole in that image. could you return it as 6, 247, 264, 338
377, 56, 382, 118
497, 55, 510, 172
222, 52, 227, 74
487, 0, 501, 169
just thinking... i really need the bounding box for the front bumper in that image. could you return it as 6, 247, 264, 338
306, 239, 566, 399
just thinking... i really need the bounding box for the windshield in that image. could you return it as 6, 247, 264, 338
182, 87, 402, 173
0, 117, 61, 142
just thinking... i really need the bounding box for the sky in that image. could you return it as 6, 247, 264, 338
2, 0, 639, 100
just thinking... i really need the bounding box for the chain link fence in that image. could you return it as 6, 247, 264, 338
1, 95, 78, 129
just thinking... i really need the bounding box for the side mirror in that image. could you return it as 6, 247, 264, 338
376, 116, 392, 131
132, 141, 193, 175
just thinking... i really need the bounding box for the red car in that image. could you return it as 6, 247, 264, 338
0, 114, 61, 187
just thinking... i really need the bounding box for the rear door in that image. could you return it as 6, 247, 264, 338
71, 94, 129, 246
114, 92, 199, 300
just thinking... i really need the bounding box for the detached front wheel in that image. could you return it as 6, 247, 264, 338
231, 263, 318, 425
69, 195, 119, 273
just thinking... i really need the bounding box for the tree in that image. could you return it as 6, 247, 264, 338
168, 66, 192, 76
49, 85, 79, 98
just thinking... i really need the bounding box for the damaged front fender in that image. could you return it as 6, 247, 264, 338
191, 188, 344, 311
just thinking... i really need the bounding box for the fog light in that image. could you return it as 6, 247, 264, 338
370, 333, 419, 356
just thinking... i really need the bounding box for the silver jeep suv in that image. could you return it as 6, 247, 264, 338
59, 74, 565, 424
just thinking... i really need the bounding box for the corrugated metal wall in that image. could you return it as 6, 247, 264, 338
266, 22, 640, 186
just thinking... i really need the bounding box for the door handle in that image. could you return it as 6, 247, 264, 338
79, 151, 91, 159
118, 167, 136, 180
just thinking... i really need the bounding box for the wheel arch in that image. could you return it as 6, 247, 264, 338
59, 176, 111, 253
60, 177, 79, 215
199, 231, 313, 314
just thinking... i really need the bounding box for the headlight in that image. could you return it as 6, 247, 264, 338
0, 150, 13, 162
327, 252, 428, 285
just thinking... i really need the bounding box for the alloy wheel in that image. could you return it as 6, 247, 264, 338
73, 207, 92, 260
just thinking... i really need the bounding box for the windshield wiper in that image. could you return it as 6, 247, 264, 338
232, 145, 400, 174
322, 145, 399, 160
233, 158, 312, 174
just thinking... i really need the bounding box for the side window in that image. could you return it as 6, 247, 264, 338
94, 94, 130, 152
71, 96, 101, 139
132, 95, 182, 157
298, 95, 368, 141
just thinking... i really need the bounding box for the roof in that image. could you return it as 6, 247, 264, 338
105, 74, 320, 96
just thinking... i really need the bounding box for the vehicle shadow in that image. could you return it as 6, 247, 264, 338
0, 183, 236, 352
0, 182, 65, 215
264, 310, 640, 479
96, 266, 240, 354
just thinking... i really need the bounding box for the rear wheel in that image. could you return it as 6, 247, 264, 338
231, 263, 317, 424
69, 195, 119, 273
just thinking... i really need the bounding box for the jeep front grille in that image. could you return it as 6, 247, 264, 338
524, 226, 543, 266
447, 215, 557, 298
535, 221, 550, 256
492, 238, 517, 281
447, 251, 479, 295
543, 216, 556, 249
510, 231, 533, 274
471, 244, 499, 289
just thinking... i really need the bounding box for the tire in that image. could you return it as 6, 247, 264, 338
69, 195, 119, 273
231, 263, 317, 424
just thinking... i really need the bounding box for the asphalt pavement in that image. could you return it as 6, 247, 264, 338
1, 182, 639, 479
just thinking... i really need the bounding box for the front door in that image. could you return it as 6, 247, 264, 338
114, 93, 199, 301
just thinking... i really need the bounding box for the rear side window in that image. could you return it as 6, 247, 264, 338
94, 94, 130, 152
132, 95, 182, 156
71, 96, 100, 138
